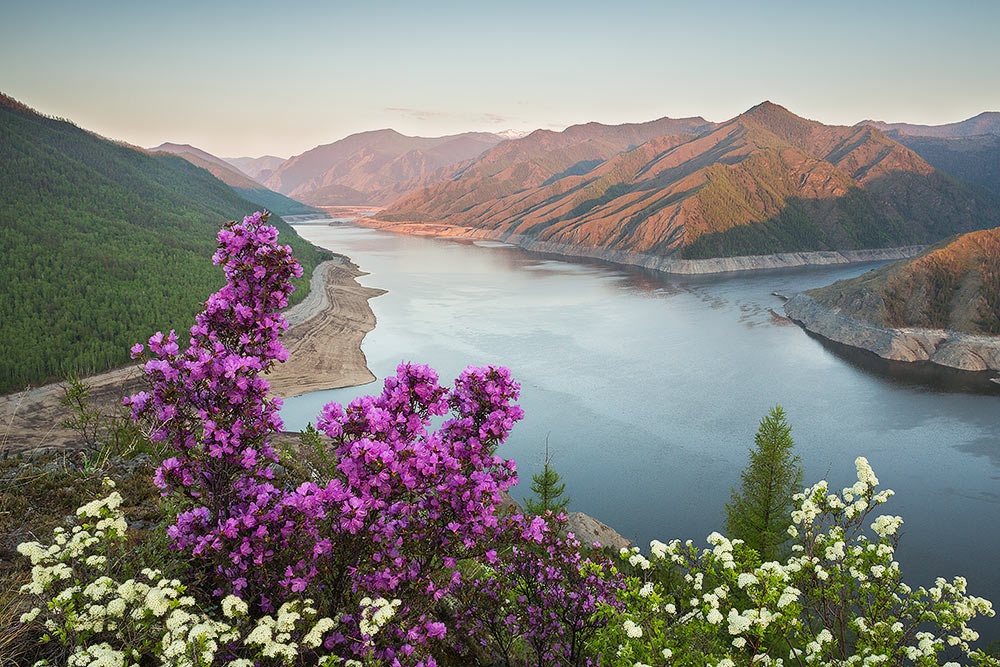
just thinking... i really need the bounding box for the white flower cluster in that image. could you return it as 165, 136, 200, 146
870, 514, 903, 539
623, 618, 643, 638
17, 487, 238, 667
358, 596, 401, 637
621, 545, 652, 570
65, 642, 125, 667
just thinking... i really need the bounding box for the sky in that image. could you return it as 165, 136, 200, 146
3, 0, 999, 159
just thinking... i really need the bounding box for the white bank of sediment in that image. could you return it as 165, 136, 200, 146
783, 293, 1000, 373
503, 237, 926, 275
362, 221, 926, 275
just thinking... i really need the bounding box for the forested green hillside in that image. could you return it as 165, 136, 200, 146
0, 94, 329, 394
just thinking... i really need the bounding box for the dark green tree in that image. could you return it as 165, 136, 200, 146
525, 437, 570, 515
725, 405, 803, 561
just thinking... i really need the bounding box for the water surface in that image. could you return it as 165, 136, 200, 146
283, 224, 1000, 634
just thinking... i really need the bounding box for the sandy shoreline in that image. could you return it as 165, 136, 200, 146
0, 255, 384, 455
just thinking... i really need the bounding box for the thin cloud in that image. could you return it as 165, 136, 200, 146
385, 107, 513, 125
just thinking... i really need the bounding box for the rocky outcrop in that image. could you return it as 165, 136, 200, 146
784, 293, 1000, 372
565, 512, 632, 551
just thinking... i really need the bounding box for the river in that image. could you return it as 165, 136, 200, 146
282, 222, 1000, 637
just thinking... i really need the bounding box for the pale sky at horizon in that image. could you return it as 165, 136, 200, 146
2, 0, 998, 159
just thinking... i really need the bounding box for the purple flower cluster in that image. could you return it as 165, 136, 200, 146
126, 212, 530, 664
125, 213, 299, 597
307, 362, 522, 592
456, 513, 624, 666
126, 211, 299, 494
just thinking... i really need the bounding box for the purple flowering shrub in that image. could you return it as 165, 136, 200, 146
454, 512, 624, 667
125, 212, 531, 664
125, 212, 299, 599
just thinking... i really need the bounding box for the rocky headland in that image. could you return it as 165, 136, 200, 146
783, 227, 1000, 373
783, 292, 1000, 372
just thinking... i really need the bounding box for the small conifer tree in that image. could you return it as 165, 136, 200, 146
725, 405, 803, 561
525, 437, 570, 515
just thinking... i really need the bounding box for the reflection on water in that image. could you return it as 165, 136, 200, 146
282, 225, 1000, 640
802, 330, 1000, 396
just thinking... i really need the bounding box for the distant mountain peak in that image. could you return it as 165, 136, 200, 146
746, 100, 791, 115
740, 100, 818, 128
263, 129, 508, 205
497, 129, 531, 140
148, 142, 231, 169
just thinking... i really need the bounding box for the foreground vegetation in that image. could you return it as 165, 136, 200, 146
0, 93, 329, 394
2, 213, 996, 666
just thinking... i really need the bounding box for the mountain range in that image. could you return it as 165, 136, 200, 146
859, 112, 1000, 138
261, 129, 509, 206
376, 102, 1000, 261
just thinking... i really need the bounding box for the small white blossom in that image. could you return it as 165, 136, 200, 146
222, 594, 248, 618
855, 456, 878, 487
650, 540, 668, 559
777, 587, 799, 608
871, 515, 903, 538
303, 617, 337, 648
629, 552, 651, 570
728, 609, 752, 635
19, 607, 41, 623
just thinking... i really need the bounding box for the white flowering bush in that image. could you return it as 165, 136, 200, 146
594, 458, 998, 667
15, 479, 398, 666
